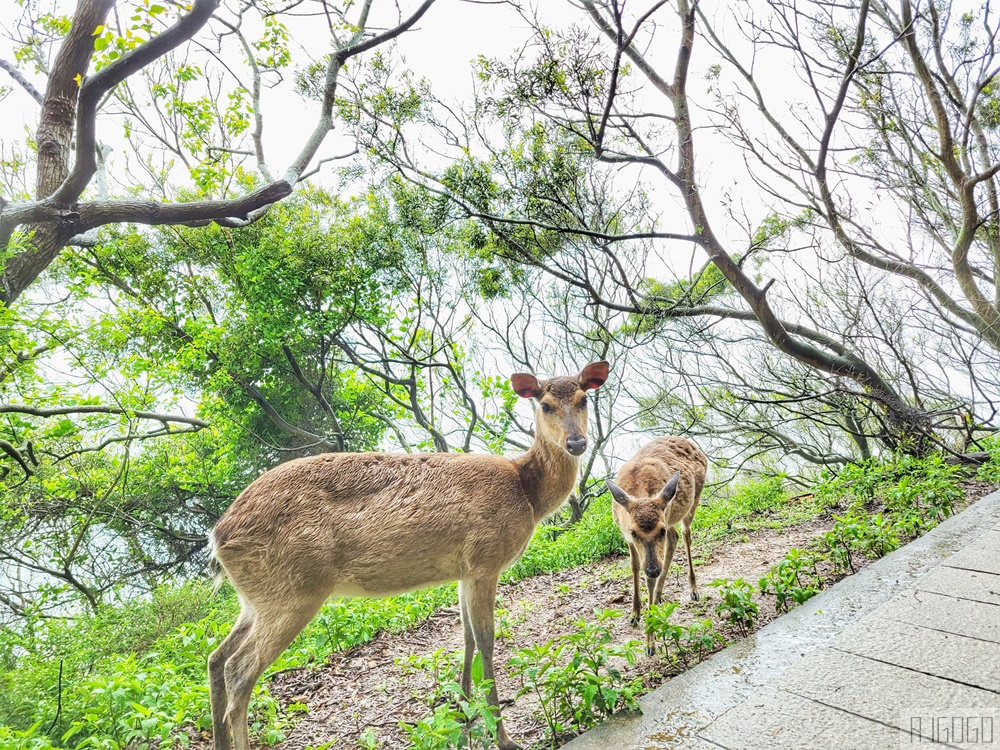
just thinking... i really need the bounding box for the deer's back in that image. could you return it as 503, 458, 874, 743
212, 452, 535, 599
616, 437, 707, 524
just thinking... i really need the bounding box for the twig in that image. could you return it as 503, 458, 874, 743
45, 660, 63, 734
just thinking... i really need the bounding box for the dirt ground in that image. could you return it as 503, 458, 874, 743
264, 517, 834, 750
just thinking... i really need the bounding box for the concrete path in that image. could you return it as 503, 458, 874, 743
563, 490, 1000, 750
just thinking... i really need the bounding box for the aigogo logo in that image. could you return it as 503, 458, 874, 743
904, 713, 997, 748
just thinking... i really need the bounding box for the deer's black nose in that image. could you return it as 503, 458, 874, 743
566, 436, 587, 455
646, 564, 662, 579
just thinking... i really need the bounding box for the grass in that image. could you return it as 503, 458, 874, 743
694, 474, 823, 545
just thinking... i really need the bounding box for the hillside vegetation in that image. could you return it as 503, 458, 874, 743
2, 447, 996, 750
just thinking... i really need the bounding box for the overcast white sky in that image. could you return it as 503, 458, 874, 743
0, 1, 541, 188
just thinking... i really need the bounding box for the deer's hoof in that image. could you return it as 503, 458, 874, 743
691, 591, 699, 602
630, 613, 641, 628
646, 644, 656, 657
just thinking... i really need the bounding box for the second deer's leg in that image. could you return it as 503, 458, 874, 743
458, 580, 477, 698
653, 527, 679, 605
467, 575, 518, 750
644, 569, 659, 656
628, 543, 641, 626
223, 598, 325, 750
208, 605, 254, 750
682, 519, 698, 601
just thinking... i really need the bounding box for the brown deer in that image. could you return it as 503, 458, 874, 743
607, 437, 707, 654
207, 361, 609, 750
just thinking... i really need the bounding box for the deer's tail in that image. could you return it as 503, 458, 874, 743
206, 529, 227, 592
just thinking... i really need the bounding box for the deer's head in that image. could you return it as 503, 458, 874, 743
510, 361, 609, 457
606, 471, 681, 579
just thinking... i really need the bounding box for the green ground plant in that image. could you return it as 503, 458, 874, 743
680, 619, 729, 663
708, 578, 759, 635
976, 436, 1000, 483
643, 601, 685, 662
503, 496, 626, 581
643, 601, 727, 668
693, 476, 802, 544
758, 548, 823, 613
507, 609, 642, 746
396, 650, 499, 750
821, 512, 901, 575
759, 451, 976, 614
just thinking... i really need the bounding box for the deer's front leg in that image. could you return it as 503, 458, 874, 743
653, 526, 679, 605
628, 543, 642, 627
467, 575, 520, 750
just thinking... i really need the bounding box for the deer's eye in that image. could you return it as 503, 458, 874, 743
659, 528, 667, 538
631, 530, 638, 539
541, 403, 552, 413
578, 396, 587, 408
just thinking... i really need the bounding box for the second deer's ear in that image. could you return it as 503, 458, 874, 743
579, 361, 609, 390
659, 471, 681, 506
511, 372, 542, 399
606, 479, 631, 508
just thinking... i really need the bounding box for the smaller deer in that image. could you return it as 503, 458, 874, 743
607, 437, 707, 654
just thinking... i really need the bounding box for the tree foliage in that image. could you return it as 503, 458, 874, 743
2, 0, 1000, 622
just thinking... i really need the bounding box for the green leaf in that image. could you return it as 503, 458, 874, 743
50, 418, 76, 437
471, 651, 483, 686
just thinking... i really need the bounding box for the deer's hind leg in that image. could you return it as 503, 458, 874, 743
208, 604, 254, 750
458, 580, 477, 698
223, 595, 326, 750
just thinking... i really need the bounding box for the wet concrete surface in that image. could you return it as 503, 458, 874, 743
563, 489, 1000, 750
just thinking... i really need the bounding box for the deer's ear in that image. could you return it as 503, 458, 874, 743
659, 471, 681, 506
511, 373, 542, 399
579, 361, 609, 390
606, 479, 631, 509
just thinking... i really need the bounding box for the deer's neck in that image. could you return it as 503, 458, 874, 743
514, 436, 581, 522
